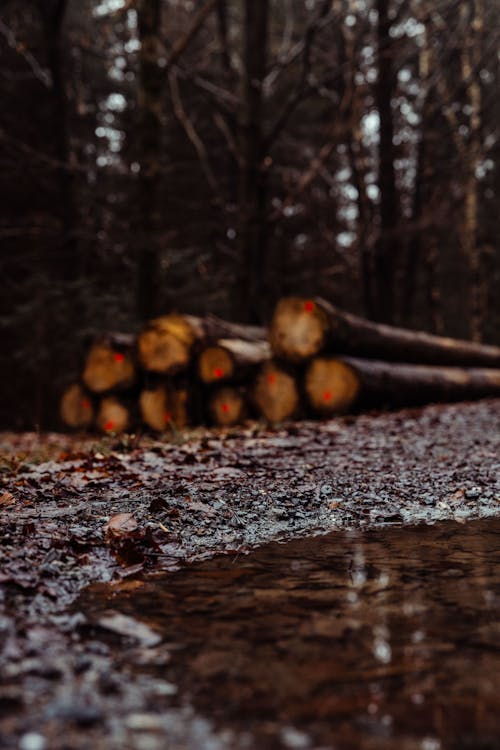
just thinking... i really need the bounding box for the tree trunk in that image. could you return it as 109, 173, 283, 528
373, 0, 399, 323
238, 0, 269, 322
41, 0, 77, 282
137, 0, 164, 321
269, 296, 500, 367
305, 355, 500, 416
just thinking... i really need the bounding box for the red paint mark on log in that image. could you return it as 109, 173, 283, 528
163, 412, 171, 423
267, 373, 277, 385
81, 399, 91, 410
104, 420, 115, 431
304, 301, 314, 312
221, 403, 229, 413
323, 391, 332, 402
114, 353, 125, 363
214, 368, 224, 379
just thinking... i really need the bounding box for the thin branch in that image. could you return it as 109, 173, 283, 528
168, 70, 224, 204
165, 0, 218, 72
0, 18, 52, 88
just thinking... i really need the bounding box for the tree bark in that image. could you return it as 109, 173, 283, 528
238, 0, 269, 321
269, 296, 500, 367
137, 0, 164, 320
373, 0, 399, 323
305, 355, 500, 415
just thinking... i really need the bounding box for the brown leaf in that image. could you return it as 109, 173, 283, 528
0, 491, 16, 506
104, 512, 138, 541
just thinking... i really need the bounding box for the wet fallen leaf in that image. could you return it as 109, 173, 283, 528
0, 491, 16, 506
104, 513, 138, 541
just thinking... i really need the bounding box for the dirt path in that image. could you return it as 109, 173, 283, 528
0, 400, 499, 748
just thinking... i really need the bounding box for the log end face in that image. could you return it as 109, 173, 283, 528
305, 358, 360, 415
198, 346, 234, 384
60, 384, 94, 429
96, 397, 130, 434
269, 297, 328, 362
138, 324, 191, 375
253, 362, 299, 423
83, 344, 135, 393
209, 387, 245, 427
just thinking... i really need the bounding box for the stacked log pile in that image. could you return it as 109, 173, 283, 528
60, 299, 500, 434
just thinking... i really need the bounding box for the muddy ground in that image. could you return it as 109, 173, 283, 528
0, 399, 499, 749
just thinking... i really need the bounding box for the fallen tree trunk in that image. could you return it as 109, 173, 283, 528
139, 383, 190, 431
138, 314, 265, 375
270, 297, 500, 367
305, 355, 500, 416
208, 386, 247, 426
253, 361, 300, 423
95, 396, 132, 434
197, 338, 271, 384
82, 333, 136, 393
60, 383, 94, 429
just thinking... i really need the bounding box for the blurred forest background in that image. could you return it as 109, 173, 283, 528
1, 0, 499, 429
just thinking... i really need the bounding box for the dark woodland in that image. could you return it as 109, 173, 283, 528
1, 0, 499, 429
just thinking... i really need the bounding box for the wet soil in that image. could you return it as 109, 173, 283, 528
1, 399, 499, 748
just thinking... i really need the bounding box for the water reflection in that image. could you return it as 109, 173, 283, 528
80, 519, 500, 749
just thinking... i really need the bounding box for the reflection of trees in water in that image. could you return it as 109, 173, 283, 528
81, 518, 500, 749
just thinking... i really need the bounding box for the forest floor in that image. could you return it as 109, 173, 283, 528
0, 399, 499, 749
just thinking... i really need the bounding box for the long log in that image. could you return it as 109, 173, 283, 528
304, 355, 500, 416
253, 361, 300, 423
208, 386, 247, 427
95, 396, 132, 434
269, 296, 500, 367
82, 333, 136, 393
138, 313, 265, 375
197, 338, 271, 384
139, 383, 190, 431
60, 383, 94, 429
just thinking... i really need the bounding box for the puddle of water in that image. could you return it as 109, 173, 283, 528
80, 519, 500, 749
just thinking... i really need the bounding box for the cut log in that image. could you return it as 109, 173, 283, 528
95, 396, 131, 434
197, 338, 271, 384
208, 386, 247, 427
270, 296, 500, 367
138, 313, 265, 375
305, 355, 500, 416
139, 383, 189, 431
82, 334, 136, 393
60, 383, 94, 429
253, 361, 300, 423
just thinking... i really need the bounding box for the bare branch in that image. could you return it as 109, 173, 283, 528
0, 18, 52, 88
168, 70, 224, 204
165, 0, 218, 71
